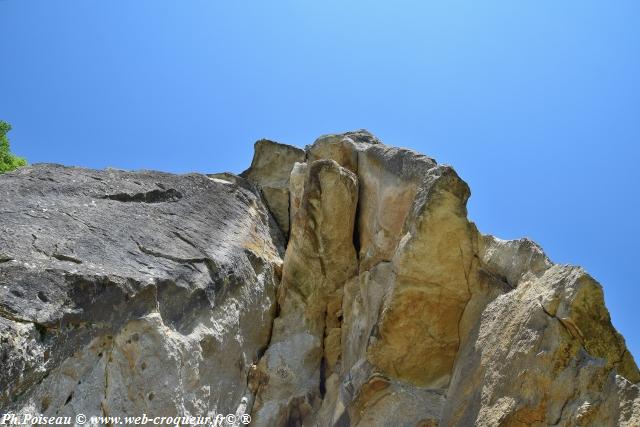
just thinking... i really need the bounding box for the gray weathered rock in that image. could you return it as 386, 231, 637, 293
0, 164, 283, 421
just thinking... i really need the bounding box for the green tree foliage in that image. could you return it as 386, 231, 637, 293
0, 121, 27, 173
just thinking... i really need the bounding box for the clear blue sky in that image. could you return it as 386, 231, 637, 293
2, 2, 639, 360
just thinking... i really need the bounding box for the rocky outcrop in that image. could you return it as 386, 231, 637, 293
442, 237, 640, 426
242, 139, 305, 239
1, 131, 638, 426
251, 159, 359, 426
0, 165, 283, 420
245, 130, 639, 426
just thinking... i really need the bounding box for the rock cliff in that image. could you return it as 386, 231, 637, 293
1, 131, 638, 426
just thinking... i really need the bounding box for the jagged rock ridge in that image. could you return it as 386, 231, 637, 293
0, 131, 638, 426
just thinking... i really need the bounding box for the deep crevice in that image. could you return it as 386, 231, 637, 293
352, 192, 362, 258
319, 357, 327, 398
101, 188, 182, 203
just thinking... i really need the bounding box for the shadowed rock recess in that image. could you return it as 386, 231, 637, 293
1, 131, 638, 426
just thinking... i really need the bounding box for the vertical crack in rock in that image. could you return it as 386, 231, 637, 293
101, 338, 114, 421
250, 158, 359, 426
454, 244, 474, 357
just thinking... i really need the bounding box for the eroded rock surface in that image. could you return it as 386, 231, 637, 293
245, 130, 639, 426
242, 139, 305, 239
1, 131, 638, 426
0, 165, 283, 421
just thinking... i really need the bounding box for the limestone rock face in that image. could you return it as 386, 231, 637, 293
242, 139, 305, 238
247, 130, 639, 426
251, 159, 359, 426
0, 165, 283, 420
1, 131, 639, 427
442, 237, 640, 426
